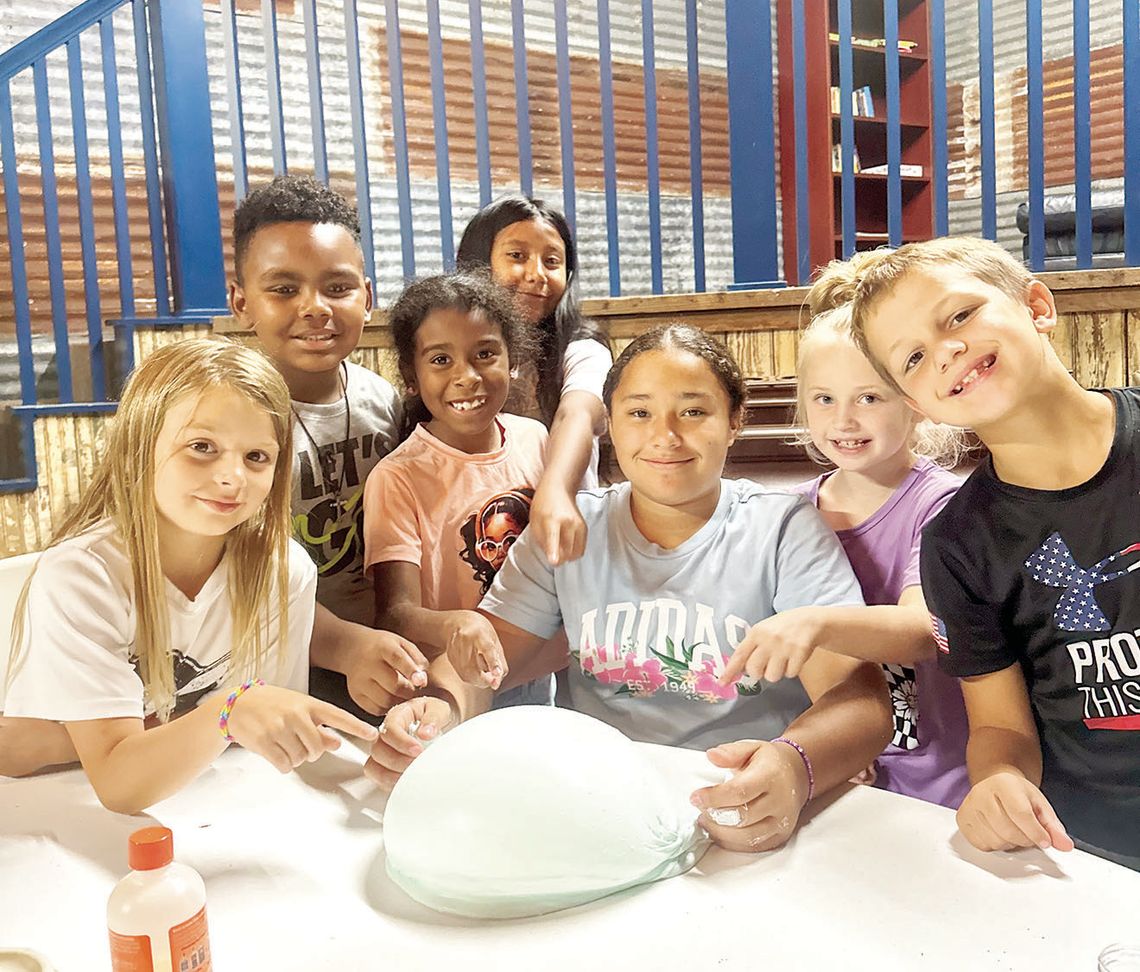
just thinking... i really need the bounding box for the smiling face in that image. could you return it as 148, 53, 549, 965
152, 387, 279, 547
410, 307, 512, 453
229, 221, 372, 392
488, 218, 568, 324
608, 348, 741, 520
800, 332, 917, 477
860, 265, 1057, 431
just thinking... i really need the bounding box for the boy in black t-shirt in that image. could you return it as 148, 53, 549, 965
808, 237, 1139, 870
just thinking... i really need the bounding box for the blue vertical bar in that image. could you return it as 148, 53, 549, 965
641, 0, 663, 294
101, 16, 135, 321
426, 0, 455, 269
725, 0, 780, 286
149, 0, 224, 309
978, 0, 996, 240
262, 0, 287, 175
344, 0, 375, 282
133, 0, 170, 317
511, 0, 533, 197
2, 81, 38, 406
148, 0, 226, 313
220, 0, 248, 201
684, 0, 705, 292
468, 0, 493, 207
302, 0, 329, 184
1125, 0, 1140, 265
790, 0, 811, 284
384, 0, 416, 279
33, 59, 74, 403
554, 0, 577, 230
68, 37, 107, 401
931, 0, 948, 236
597, 0, 621, 295
1073, 0, 1092, 268
838, 0, 856, 256
1027, 0, 1045, 269
885, 0, 902, 245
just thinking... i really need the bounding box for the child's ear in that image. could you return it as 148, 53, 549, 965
364, 277, 374, 316
228, 279, 250, 325
1025, 279, 1058, 334
727, 406, 744, 444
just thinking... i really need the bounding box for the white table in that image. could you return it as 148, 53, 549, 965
1, 743, 1136, 971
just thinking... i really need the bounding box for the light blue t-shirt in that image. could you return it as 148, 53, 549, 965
480, 479, 865, 750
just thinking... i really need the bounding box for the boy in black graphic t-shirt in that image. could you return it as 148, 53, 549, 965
809, 237, 1140, 869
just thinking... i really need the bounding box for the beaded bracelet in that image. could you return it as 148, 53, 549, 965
772, 736, 815, 804
218, 678, 265, 742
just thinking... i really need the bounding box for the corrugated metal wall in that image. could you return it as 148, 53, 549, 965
205, 0, 739, 301
943, 0, 1122, 254
1, 0, 790, 345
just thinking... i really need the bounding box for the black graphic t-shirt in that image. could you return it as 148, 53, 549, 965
923, 387, 1140, 857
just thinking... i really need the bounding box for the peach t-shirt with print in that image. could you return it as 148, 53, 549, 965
363, 413, 548, 613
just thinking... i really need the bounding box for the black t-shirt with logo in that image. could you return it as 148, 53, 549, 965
923, 387, 1140, 857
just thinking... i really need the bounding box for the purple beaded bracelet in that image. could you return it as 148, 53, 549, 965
772, 736, 815, 803
218, 678, 265, 742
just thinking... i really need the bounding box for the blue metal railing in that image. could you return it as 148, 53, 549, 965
0, 0, 167, 415
5, 0, 1140, 452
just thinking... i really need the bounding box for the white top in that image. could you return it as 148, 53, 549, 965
291, 362, 401, 626
1, 744, 1137, 971
561, 338, 611, 489
0, 521, 315, 721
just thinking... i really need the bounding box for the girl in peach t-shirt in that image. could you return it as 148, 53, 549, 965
363, 272, 553, 705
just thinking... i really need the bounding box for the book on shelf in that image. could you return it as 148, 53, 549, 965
860, 163, 924, 177
829, 84, 876, 117
831, 142, 861, 173
828, 32, 919, 54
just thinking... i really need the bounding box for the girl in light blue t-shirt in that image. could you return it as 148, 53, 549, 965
370, 324, 893, 854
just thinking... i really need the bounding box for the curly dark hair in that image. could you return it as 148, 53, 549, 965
232, 175, 361, 281
602, 323, 746, 416
388, 270, 538, 441
456, 193, 609, 426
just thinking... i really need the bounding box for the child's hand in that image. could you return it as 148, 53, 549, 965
446, 611, 508, 689
719, 607, 822, 685
956, 772, 1075, 853
364, 696, 455, 791
341, 627, 429, 715
689, 738, 810, 853
225, 684, 380, 773
531, 482, 588, 566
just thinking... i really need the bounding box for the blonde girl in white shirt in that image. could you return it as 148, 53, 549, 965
0, 339, 379, 811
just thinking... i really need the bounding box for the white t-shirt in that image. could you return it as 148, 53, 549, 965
561, 338, 611, 489
1, 521, 316, 722
291, 362, 401, 626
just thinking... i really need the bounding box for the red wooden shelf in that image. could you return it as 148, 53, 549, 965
777, 0, 935, 285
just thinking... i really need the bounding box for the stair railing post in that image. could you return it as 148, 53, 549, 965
147, 0, 227, 315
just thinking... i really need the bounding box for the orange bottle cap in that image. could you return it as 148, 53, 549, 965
128, 826, 174, 871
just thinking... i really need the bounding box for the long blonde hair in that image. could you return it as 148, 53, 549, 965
794, 305, 969, 468
8, 339, 295, 720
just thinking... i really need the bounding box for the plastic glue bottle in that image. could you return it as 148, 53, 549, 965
108, 826, 212, 972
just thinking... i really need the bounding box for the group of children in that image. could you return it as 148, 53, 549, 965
0, 174, 1135, 872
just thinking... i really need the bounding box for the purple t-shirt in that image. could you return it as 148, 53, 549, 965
793, 458, 970, 809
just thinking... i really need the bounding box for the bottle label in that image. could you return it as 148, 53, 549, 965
109, 930, 155, 972
169, 906, 211, 971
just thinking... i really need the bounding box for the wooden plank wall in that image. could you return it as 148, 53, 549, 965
5, 271, 1140, 556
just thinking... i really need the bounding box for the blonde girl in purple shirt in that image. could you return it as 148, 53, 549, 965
721, 305, 971, 808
